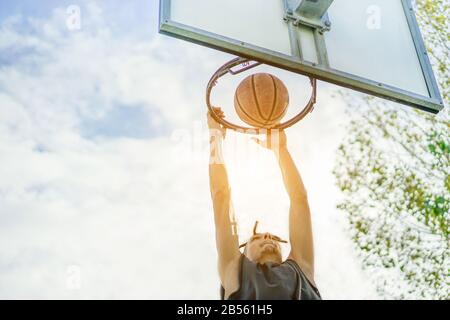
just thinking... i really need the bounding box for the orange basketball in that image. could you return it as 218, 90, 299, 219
234, 73, 289, 128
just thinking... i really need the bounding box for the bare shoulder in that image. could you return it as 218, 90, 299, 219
221, 254, 242, 300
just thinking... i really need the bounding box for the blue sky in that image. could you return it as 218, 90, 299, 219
0, 0, 159, 35
0, 1, 378, 299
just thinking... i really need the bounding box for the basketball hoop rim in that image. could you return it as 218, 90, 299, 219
206, 57, 317, 134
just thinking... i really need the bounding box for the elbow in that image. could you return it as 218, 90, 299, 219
211, 188, 231, 201
287, 182, 308, 202
289, 189, 308, 202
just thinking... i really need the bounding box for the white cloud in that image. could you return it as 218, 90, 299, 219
0, 2, 377, 299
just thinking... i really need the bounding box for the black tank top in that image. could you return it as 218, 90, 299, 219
220, 254, 321, 300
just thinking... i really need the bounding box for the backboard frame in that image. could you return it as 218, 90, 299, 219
159, 0, 444, 113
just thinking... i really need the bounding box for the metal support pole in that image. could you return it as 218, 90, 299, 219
283, 0, 332, 67
313, 29, 330, 67
283, 0, 303, 59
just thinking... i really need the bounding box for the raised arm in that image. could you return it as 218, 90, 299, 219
208, 108, 240, 282
253, 130, 315, 283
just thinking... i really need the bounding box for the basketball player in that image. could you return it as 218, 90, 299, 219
208, 107, 321, 300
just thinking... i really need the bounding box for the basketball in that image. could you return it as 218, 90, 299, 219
234, 73, 289, 128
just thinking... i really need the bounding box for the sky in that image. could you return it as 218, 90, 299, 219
0, 0, 379, 299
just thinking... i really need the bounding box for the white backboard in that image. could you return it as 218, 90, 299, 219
160, 0, 443, 113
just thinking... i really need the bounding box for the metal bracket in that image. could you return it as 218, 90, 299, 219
284, 11, 331, 34
284, 0, 333, 34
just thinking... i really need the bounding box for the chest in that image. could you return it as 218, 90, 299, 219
224, 257, 299, 300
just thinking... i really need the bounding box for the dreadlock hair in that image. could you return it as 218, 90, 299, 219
240, 221, 288, 254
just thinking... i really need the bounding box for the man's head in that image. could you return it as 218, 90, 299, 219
240, 221, 287, 264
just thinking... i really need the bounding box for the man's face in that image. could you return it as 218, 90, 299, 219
245, 232, 282, 264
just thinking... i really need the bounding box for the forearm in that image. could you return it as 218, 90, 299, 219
209, 133, 230, 197
275, 146, 307, 200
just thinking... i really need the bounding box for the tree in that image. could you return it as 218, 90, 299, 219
333, 0, 449, 299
